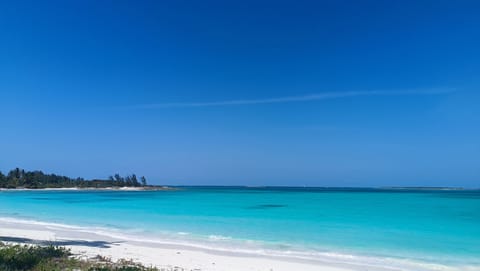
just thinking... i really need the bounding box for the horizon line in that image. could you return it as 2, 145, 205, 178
162, 185, 475, 190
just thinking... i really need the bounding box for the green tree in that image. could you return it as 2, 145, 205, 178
1, 168, 149, 189
0, 171, 6, 188
131, 174, 140, 186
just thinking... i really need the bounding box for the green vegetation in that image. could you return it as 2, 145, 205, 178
0, 168, 148, 189
0, 243, 158, 271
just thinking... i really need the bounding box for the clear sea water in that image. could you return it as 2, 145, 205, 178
1, 187, 479, 269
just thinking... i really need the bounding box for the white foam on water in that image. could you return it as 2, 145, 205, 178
1, 216, 478, 271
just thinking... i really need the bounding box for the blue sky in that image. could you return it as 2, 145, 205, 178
0, 1, 479, 187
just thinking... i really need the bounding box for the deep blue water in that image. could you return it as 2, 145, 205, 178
1, 187, 479, 267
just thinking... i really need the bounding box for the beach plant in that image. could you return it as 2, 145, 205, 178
0, 243, 70, 270
0, 243, 159, 271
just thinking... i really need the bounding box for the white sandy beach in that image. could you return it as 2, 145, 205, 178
0, 187, 171, 191
0, 218, 418, 271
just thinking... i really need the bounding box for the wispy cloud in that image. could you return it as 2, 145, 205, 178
122, 88, 455, 109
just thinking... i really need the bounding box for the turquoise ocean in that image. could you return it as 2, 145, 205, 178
1, 187, 479, 269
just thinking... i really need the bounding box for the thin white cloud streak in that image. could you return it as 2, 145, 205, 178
124, 88, 455, 109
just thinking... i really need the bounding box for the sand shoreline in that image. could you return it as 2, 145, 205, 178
0, 218, 407, 271
0, 186, 175, 191
1, 217, 475, 271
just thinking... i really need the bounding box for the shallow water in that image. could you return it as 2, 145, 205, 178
1, 187, 479, 268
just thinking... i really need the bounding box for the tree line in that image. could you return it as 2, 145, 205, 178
0, 168, 148, 189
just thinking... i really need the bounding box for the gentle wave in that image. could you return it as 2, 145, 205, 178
1, 216, 477, 271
